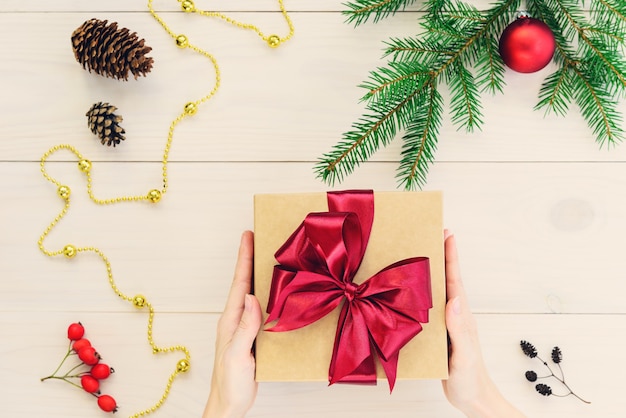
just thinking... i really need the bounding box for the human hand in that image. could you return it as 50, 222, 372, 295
203, 231, 262, 418
441, 231, 525, 418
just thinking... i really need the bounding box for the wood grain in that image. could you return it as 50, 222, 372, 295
1, 1, 624, 417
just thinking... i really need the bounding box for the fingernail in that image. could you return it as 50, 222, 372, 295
444, 229, 453, 240
452, 297, 461, 315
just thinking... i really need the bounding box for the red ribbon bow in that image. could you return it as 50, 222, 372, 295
265, 190, 432, 391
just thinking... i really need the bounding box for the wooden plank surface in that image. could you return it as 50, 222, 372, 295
1, 1, 624, 417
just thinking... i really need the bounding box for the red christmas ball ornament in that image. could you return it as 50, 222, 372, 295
498, 15, 556, 73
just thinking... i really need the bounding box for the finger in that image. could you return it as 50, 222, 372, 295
445, 295, 482, 370
230, 294, 263, 355
446, 297, 469, 342
222, 231, 254, 327
444, 236, 479, 361
444, 233, 465, 302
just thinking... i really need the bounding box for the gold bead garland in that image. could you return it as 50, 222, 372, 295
38, 1, 293, 416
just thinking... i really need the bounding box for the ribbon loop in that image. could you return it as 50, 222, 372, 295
265, 190, 432, 391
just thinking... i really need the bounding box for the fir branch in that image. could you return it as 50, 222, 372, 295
529, 0, 624, 143
319, 0, 624, 189
383, 37, 455, 63
447, 61, 483, 130
359, 61, 432, 104
570, 63, 624, 146
428, 0, 483, 23
590, 0, 626, 34
429, 0, 519, 79
535, 65, 574, 116
551, 0, 626, 89
317, 0, 520, 190
397, 81, 443, 189
343, 0, 420, 26
314, 75, 431, 185
474, 34, 506, 94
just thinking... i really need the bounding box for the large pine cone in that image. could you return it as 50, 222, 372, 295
71, 19, 154, 80
86, 102, 126, 147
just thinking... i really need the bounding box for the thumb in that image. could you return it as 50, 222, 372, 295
230, 294, 262, 354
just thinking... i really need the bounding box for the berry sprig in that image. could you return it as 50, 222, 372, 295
520, 340, 590, 404
41, 322, 118, 413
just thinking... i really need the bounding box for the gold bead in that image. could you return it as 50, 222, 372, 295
132, 294, 147, 308
63, 244, 77, 259
57, 185, 71, 200
184, 102, 197, 115
147, 189, 162, 203
175, 34, 189, 48
267, 35, 281, 48
78, 159, 92, 173
176, 359, 190, 373
181, 0, 194, 12
153, 347, 161, 354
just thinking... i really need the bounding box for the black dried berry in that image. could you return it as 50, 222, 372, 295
520, 340, 538, 358
551, 346, 562, 364
536, 383, 552, 396
525, 370, 538, 382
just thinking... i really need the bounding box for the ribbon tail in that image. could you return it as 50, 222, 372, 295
378, 351, 399, 393
329, 356, 377, 386
328, 302, 377, 386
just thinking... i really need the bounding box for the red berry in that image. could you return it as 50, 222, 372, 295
91, 363, 113, 380
67, 322, 85, 341
72, 338, 91, 352
78, 346, 100, 365
97, 395, 118, 413
80, 375, 100, 393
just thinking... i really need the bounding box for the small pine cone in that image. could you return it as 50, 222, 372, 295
71, 18, 154, 80
86, 102, 126, 147
551, 346, 562, 364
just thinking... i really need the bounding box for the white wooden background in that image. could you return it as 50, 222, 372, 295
1, 1, 624, 417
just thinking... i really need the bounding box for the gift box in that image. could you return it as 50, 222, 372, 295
253, 190, 448, 389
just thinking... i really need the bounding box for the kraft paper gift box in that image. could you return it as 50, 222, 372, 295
253, 190, 448, 387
